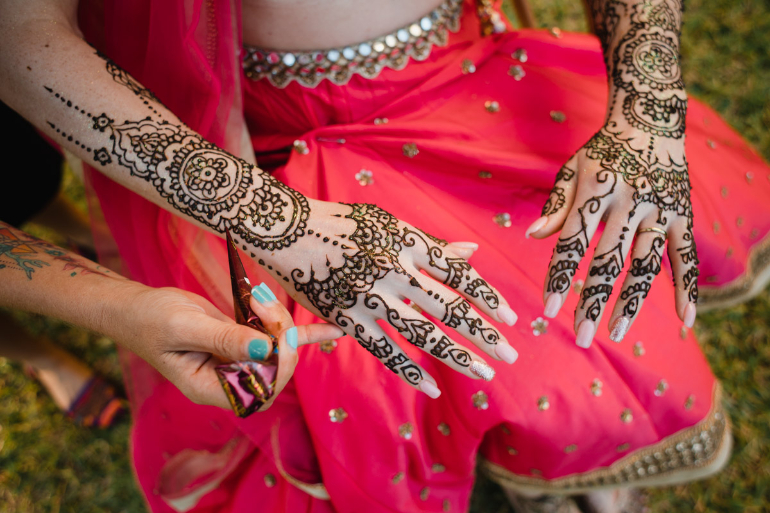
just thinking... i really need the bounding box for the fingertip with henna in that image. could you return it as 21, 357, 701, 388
525, 216, 548, 238
419, 380, 442, 399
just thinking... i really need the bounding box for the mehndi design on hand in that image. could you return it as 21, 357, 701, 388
535, 0, 698, 346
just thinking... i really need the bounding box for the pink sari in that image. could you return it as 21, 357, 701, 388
79, 0, 770, 511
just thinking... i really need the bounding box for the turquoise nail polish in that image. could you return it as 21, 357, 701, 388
251, 285, 269, 303
259, 282, 278, 302
286, 327, 298, 350
248, 338, 270, 360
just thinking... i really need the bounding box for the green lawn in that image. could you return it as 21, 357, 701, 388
1, 0, 769, 511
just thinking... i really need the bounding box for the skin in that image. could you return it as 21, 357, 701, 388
0, 220, 342, 410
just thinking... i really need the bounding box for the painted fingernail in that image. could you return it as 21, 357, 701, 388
286, 326, 298, 350
251, 285, 269, 303
470, 360, 496, 381
525, 216, 548, 239
543, 293, 563, 318
419, 380, 442, 399
684, 303, 696, 328
248, 338, 271, 360
497, 304, 518, 326
451, 242, 479, 250
495, 343, 518, 364
575, 320, 595, 349
609, 316, 630, 343
259, 282, 278, 302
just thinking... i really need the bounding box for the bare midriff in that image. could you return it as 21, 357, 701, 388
241, 0, 445, 50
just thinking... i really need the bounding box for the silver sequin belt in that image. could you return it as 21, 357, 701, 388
242, 0, 463, 88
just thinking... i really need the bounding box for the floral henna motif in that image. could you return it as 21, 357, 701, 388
542, 164, 575, 217
619, 236, 665, 317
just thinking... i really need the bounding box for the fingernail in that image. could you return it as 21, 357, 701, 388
609, 316, 630, 343
543, 293, 563, 318
251, 285, 269, 303
259, 282, 278, 302
525, 216, 548, 239
470, 360, 496, 381
286, 326, 298, 350
248, 338, 271, 360
575, 320, 595, 349
495, 343, 518, 364
684, 303, 696, 328
451, 242, 479, 250
419, 380, 442, 399
497, 304, 518, 326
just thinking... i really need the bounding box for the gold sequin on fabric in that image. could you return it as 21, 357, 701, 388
243, 0, 463, 88
437, 422, 451, 436
320, 340, 338, 353
392, 472, 405, 484
707, 139, 717, 149
736, 217, 744, 227
537, 396, 550, 411
713, 221, 721, 234
680, 326, 688, 340
403, 143, 420, 158
550, 110, 566, 123
633, 341, 645, 357
573, 279, 584, 295
501, 425, 512, 435
485, 100, 500, 113
509, 65, 525, 81
432, 463, 446, 473
617, 443, 630, 452
531, 317, 548, 336
293, 140, 309, 154
355, 169, 374, 186
685, 395, 695, 410
549, 27, 563, 38
264, 473, 277, 487
472, 391, 490, 410
512, 48, 528, 62
461, 59, 477, 74
655, 380, 669, 397
590, 379, 603, 397
721, 186, 729, 198
374, 117, 389, 125
478, 170, 492, 179
399, 422, 414, 439
420, 487, 430, 500
745, 172, 754, 183
564, 444, 578, 454
493, 213, 512, 228
507, 446, 518, 455
620, 409, 633, 423
443, 499, 451, 512
329, 408, 348, 423
476, 0, 507, 36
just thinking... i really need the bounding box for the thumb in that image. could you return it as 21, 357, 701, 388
188, 315, 275, 363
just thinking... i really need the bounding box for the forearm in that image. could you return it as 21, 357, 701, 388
588, 0, 687, 136
0, 1, 309, 258
0, 221, 142, 338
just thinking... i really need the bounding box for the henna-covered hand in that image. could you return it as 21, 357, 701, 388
527, 0, 697, 347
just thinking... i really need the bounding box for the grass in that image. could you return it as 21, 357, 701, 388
1, 0, 769, 511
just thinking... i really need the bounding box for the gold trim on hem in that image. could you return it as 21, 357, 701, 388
480, 384, 728, 492
698, 233, 770, 311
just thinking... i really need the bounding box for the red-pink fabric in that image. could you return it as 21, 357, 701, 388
78, 1, 770, 512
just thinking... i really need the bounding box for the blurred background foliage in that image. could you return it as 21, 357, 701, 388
1, 0, 768, 511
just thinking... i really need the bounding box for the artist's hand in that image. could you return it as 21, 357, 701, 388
528, 121, 697, 347
254, 200, 519, 397
111, 283, 343, 409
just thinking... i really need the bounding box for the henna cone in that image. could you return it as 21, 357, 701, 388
215, 231, 278, 418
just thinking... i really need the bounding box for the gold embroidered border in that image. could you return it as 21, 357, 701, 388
480, 385, 729, 492
698, 232, 770, 311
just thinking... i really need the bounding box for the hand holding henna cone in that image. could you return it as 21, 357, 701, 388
215, 231, 279, 418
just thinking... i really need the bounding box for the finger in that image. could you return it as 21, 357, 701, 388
295, 323, 345, 346
573, 211, 642, 348
541, 165, 611, 320
406, 273, 518, 365
249, 281, 294, 336
607, 229, 667, 342
668, 217, 698, 327
446, 241, 479, 260
363, 292, 496, 380
404, 229, 517, 326
527, 154, 580, 239
334, 308, 442, 398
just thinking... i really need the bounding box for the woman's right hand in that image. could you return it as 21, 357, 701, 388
111, 282, 343, 410
253, 200, 520, 397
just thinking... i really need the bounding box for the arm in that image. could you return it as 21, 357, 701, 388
0, 220, 340, 409
530, 0, 696, 345
0, 0, 519, 397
